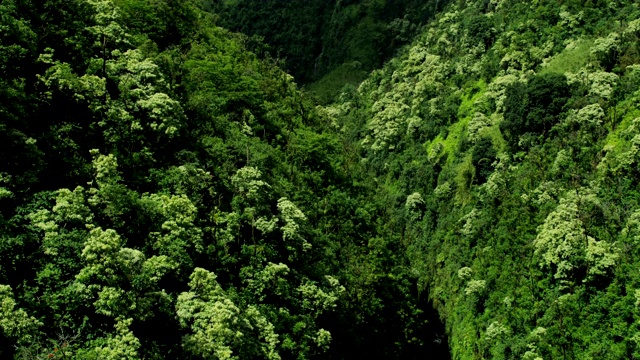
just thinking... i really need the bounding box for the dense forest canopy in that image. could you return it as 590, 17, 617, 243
207, 0, 450, 102
0, 0, 446, 358
3, 0, 640, 359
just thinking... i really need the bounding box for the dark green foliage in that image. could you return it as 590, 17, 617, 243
527, 74, 571, 130
501, 73, 570, 147
5, 0, 640, 359
0, 0, 41, 190
319, 0, 640, 359
471, 136, 496, 184
500, 81, 529, 144
211, 0, 449, 85
0, 1, 451, 358
465, 14, 495, 49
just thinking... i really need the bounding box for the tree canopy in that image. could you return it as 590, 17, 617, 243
4, 0, 640, 359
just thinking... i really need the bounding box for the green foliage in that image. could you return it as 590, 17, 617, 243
540, 39, 593, 75
0, 0, 41, 189
7, 0, 640, 359
0, 1, 370, 358
306, 62, 368, 104
321, 0, 640, 359
77, 317, 141, 360
212, 0, 445, 85
501, 73, 570, 147
176, 267, 277, 360
471, 136, 497, 184
0, 285, 42, 347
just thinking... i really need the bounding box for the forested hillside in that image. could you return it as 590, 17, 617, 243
207, 0, 449, 102
3, 0, 640, 359
0, 0, 446, 359
323, 0, 640, 358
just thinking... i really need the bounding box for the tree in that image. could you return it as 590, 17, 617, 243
471, 136, 497, 184
0, 285, 42, 356
501, 73, 570, 147
176, 267, 281, 360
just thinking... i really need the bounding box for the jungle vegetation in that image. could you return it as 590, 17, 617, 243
2, 0, 640, 360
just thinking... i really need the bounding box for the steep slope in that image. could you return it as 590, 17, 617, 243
325, 0, 640, 358
5, 0, 640, 359
0, 0, 447, 359
209, 0, 450, 94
